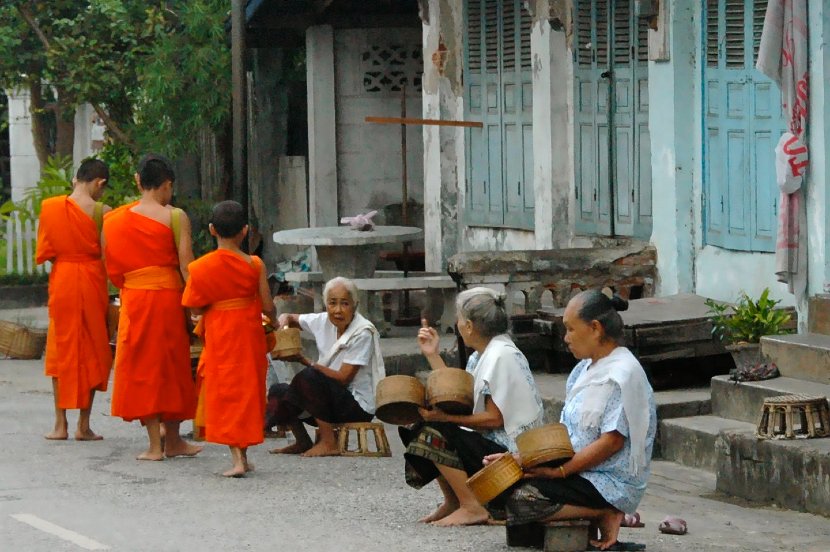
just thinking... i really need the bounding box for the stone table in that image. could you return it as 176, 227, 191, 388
272, 226, 423, 281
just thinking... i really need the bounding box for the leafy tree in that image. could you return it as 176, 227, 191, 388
0, 1, 231, 162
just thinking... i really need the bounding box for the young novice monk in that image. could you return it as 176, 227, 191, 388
182, 201, 274, 477
36, 158, 112, 441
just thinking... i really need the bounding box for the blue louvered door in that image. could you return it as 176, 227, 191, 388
703, 0, 784, 252
574, 0, 651, 239
464, 0, 534, 229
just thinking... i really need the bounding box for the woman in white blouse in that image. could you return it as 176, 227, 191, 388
401, 287, 544, 527
266, 277, 384, 457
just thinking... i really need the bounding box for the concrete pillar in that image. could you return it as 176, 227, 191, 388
6, 88, 40, 202
72, 103, 105, 168
422, 0, 464, 272
306, 25, 338, 228
647, 0, 696, 295
531, 4, 574, 249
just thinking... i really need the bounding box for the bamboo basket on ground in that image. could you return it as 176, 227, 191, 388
272, 326, 302, 359
375, 375, 425, 425
467, 453, 523, 505
0, 320, 47, 360
515, 423, 575, 469
425, 368, 474, 415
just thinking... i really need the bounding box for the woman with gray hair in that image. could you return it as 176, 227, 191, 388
265, 276, 385, 457
400, 287, 544, 526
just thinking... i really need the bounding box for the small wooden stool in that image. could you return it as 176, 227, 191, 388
506, 520, 591, 551
757, 394, 830, 439
336, 422, 392, 457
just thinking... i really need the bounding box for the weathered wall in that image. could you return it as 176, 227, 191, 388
809, 1, 830, 297
334, 28, 424, 219
6, 88, 39, 202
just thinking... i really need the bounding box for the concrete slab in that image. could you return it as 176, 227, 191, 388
761, 333, 830, 385
716, 425, 830, 517
0, 306, 49, 329
659, 415, 755, 471
710, 375, 830, 424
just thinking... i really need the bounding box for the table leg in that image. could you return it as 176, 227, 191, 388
314, 245, 381, 281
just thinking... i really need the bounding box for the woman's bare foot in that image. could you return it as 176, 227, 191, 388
419, 500, 459, 523
590, 509, 624, 550
222, 465, 246, 478
430, 505, 490, 527
74, 429, 103, 441
44, 429, 68, 440
164, 441, 203, 458
136, 450, 164, 461
301, 442, 341, 457
269, 441, 311, 454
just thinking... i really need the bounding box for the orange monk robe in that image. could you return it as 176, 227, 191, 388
103, 205, 196, 422
182, 250, 267, 448
35, 196, 112, 410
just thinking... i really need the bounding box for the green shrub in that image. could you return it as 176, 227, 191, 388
705, 288, 793, 344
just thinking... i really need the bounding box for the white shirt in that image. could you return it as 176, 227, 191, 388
299, 312, 375, 413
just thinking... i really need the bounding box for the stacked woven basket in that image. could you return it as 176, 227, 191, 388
0, 320, 47, 360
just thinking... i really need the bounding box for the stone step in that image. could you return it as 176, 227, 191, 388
711, 374, 830, 424
716, 424, 830, 517
761, 333, 830, 385
659, 415, 754, 471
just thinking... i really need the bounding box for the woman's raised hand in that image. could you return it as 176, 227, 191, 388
417, 318, 440, 356
277, 313, 292, 328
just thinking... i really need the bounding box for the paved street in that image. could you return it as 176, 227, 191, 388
2, 358, 830, 552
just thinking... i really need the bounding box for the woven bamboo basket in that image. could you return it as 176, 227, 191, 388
375, 375, 426, 425
0, 320, 47, 360
272, 326, 302, 359
516, 423, 575, 469
426, 368, 474, 415
467, 453, 523, 505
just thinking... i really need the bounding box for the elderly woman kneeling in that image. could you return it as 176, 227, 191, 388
400, 287, 544, 526
266, 277, 384, 457
487, 289, 656, 551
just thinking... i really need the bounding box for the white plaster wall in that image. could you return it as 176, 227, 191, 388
334, 28, 424, 220
695, 247, 794, 306
462, 227, 536, 252
72, 103, 104, 168
808, 0, 829, 296
6, 88, 40, 202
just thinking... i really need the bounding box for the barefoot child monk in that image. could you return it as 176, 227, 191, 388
36, 158, 112, 441
102, 154, 201, 461
182, 200, 274, 477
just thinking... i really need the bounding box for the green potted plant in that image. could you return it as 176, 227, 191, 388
705, 288, 793, 373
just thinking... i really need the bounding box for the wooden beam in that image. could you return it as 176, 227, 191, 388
365, 116, 483, 128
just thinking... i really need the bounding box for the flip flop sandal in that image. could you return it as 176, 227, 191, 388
658, 516, 687, 535
587, 541, 647, 551
622, 512, 645, 528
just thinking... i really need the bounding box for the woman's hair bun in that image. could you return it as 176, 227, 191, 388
610, 294, 629, 312
493, 293, 506, 308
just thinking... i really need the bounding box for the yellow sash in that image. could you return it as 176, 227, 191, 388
123, 266, 183, 290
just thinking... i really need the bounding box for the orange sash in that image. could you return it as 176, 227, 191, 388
123, 266, 183, 290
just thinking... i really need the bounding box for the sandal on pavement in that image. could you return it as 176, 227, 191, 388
587, 541, 647, 551
658, 516, 687, 535
621, 512, 645, 528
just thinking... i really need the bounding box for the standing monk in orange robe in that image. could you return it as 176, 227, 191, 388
102, 154, 201, 461
36, 158, 112, 441
182, 200, 274, 477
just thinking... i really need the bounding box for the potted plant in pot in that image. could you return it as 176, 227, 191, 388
705, 288, 793, 379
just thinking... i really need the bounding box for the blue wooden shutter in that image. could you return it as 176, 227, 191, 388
704, 0, 783, 252
612, 0, 635, 236
634, 12, 652, 239
503, 3, 535, 229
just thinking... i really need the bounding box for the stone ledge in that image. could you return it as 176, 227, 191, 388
716, 427, 830, 517
761, 333, 830, 385
711, 375, 830, 424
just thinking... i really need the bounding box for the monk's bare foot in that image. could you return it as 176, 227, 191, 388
222, 466, 246, 478
430, 505, 490, 527
590, 509, 624, 550
269, 442, 311, 455
164, 442, 203, 458
136, 450, 164, 461
300, 442, 340, 457
419, 501, 459, 523
244, 462, 255, 473
44, 430, 68, 440
74, 429, 103, 441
